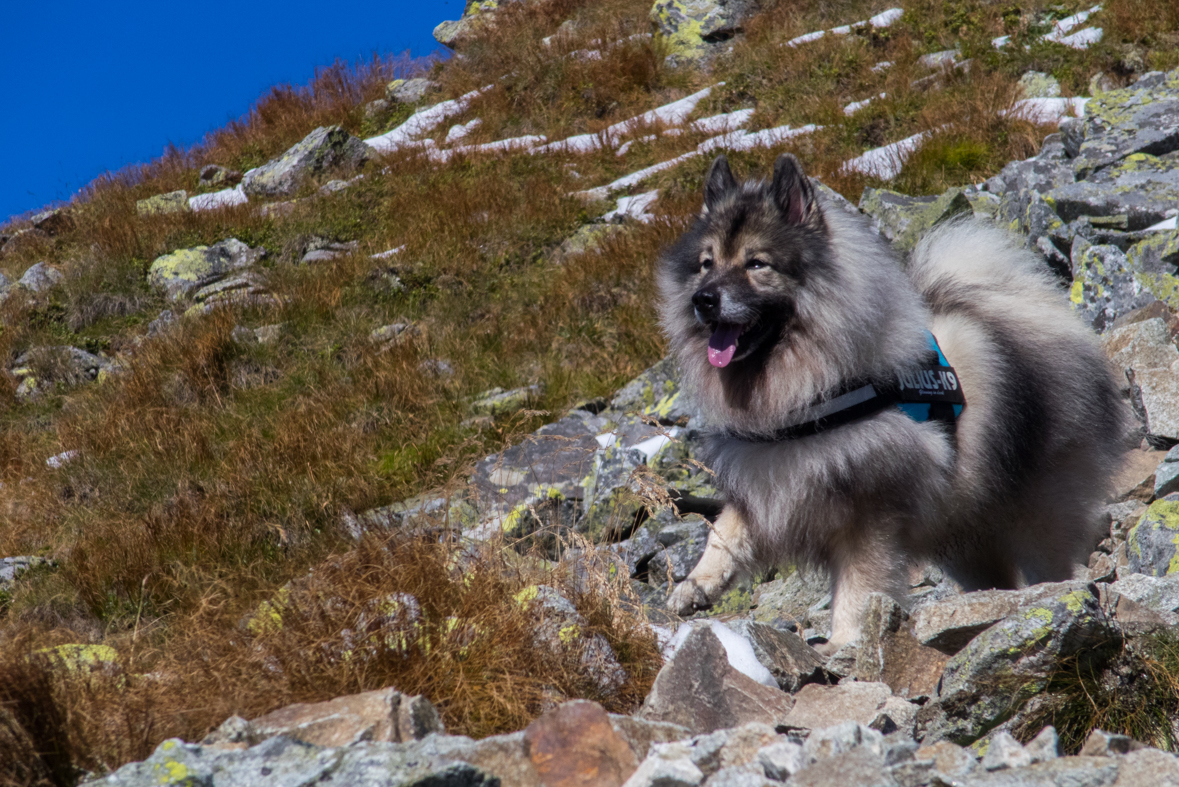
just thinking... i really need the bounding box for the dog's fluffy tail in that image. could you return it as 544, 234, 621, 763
907, 216, 1067, 319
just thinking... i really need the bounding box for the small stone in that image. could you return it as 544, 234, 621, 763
17, 262, 63, 293
1079, 728, 1147, 756
1018, 71, 1062, 99
622, 751, 703, 787
30, 208, 74, 236
802, 721, 884, 763
387, 77, 432, 104
147, 238, 266, 301
1024, 725, 1060, 764
136, 190, 190, 216
199, 164, 242, 186
756, 740, 805, 781
254, 324, 285, 344
980, 731, 1030, 771
231, 325, 257, 344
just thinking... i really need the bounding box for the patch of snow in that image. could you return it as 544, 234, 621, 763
1057, 27, 1102, 49
595, 432, 618, 449
666, 622, 778, 687
630, 432, 673, 463
692, 108, 755, 135
445, 118, 482, 144
372, 246, 405, 259
870, 8, 904, 27
602, 189, 661, 223
607, 85, 719, 137
787, 30, 826, 46
992, 34, 1011, 48
723, 124, 821, 152
365, 85, 493, 154
1146, 214, 1179, 232
532, 132, 605, 155
919, 49, 959, 68
1004, 96, 1089, 124
189, 185, 247, 212
46, 450, 78, 469
431, 134, 547, 163
841, 129, 933, 180
787, 8, 901, 47
577, 123, 820, 201
844, 93, 887, 116
1043, 5, 1102, 40
872, 61, 894, 73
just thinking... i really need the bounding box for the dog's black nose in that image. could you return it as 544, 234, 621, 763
692, 288, 720, 319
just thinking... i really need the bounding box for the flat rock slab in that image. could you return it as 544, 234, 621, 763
1048, 154, 1179, 231
468, 409, 607, 519
246, 687, 442, 748
913, 581, 1093, 655
780, 682, 892, 731
638, 625, 795, 735
1074, 70, 1179, 179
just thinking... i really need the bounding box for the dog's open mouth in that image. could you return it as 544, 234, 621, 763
707, 324, 745, 368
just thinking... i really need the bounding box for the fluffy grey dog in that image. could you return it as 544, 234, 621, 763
659, 153, 1125, 651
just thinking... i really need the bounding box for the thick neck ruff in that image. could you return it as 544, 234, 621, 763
722, 331, 966, 442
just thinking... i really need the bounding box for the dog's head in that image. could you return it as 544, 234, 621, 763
659, 153, 834, 372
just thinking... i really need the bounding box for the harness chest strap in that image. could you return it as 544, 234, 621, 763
726, 331, 966, 443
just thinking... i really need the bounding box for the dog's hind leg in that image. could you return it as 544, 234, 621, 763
824, 535, 909, 654
667, 505, 752, 616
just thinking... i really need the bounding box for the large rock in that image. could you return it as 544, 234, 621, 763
1103, 318, 1179, 374
913, 581, 1092, 655
242, 126, 369, 198
522, 701, 637, 787
1069, 239, 1159, 332
638, 625, 794, 735
920, 582, 1119, 745
29, 207, 74, 236
1047, 154, 1179, 232
1127, 496, 1179, 576
1108, 572, 1179, 618
136, 190, 190, 216
147, 238, 266, 300
858, 187, 972, 252
779, 682, 893, 732
649, 0, 759, 59
239, 688, 442, 748
1072, 69, 1179, 179
610, 357, 697, 426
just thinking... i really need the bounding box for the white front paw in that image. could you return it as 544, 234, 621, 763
667, 579, 713, 616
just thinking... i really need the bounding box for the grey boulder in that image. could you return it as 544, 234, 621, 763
242, 126, 370, 198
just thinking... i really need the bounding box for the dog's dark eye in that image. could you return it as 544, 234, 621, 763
700, 258, 714, 271
746, 258, 768, 270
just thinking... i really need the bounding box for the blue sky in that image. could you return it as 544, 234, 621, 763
0, 0, 459, 224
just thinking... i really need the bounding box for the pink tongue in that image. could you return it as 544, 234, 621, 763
708, 325, 742, 368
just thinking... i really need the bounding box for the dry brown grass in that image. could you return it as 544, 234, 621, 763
0, 531, 660, 784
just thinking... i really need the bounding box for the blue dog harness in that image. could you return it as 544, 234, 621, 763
726, 331, 965, 442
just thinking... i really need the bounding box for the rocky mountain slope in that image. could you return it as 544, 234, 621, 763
3, 0, 1179, 784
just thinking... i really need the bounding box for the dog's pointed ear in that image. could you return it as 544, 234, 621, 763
772, 153, 819, 226
703, 155, 737, 214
